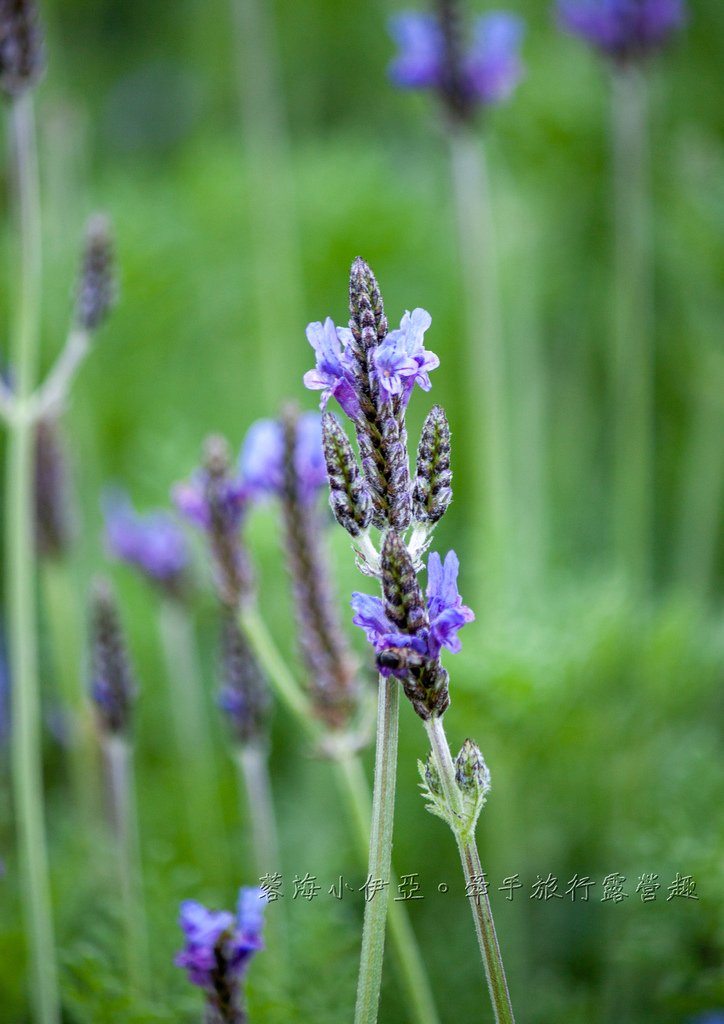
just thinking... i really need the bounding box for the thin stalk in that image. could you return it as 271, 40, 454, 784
235, 743, 281, 877
102, 734, 149, 998
424, 716, 515, 1024
235, 743, 290, 990
41, 560, 98, 821
673, 347, 724, 599
238, 604, 438, 1024
353, 676, 399, 1024
5, 94, 61, 1024
449, 128, 511, 599
230, 0, 304, 405
610, 66, 652, 591
337, 754, 440, 1024
158, 599, 228, 872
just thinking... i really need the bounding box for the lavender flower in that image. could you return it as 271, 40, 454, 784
557, 0, 686, 62
218, 612, 270, 746
103, 489, 188, 595
240, 411, 327, 502
0, 0, 45, 98
389, 4, 525, 123
175, 887, 266, 1024
303, 318, 361, 420
304, 259, 437, 532
174, 436, 252, 608
35, 418, 72, 558
89, 579, 136, 736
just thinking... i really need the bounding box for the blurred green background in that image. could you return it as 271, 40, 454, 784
1, 0, 723, 1021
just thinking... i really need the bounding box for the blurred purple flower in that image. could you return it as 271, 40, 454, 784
240, 412, 327, 502
175, 888, 266, 1016
303, 318, 361, 420
389, 9, 525, 114
351, 549, 474, 670
173, 470, 248, 532
557, 0, 686, 61
103, 489, 188, 591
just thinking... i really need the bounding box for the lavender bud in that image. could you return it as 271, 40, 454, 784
423, 752, 443, 797
218, 613, 270, 746
281, 407, 359, 730
349, 256, 387, 345
0, 0, 44, 98
76, 213, 116, 331
380, 530, 427, 634
321, 412, 372, 537
35, 417, 72, 558
455, 738, 491, 796
413, 404, 452, 524
89, 579, 136, 736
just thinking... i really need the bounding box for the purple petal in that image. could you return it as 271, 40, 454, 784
388, 13, 444, 90
463, 12, 525, 105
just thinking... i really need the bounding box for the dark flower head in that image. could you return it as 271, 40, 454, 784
557, 0, 686, 62
89, 578, 136, 736
0, 0, 45, 98
76, 213, 116, 331
35, 417, 73, 559
240, 411, 327, 503
389, 7, 525, 121
103, 489, 188, 593
175, 888, 266, 1020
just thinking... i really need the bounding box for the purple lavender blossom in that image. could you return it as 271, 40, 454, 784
303, 318, 361, 420
389, 9, 525, 116
103, 489, 188, 592
464, 13, 526, 104
375, 308, 439, 404
175, 888, 266, 1021
240, 412, 327, 502
351, 549, 474, 670
557, 0, 686, 61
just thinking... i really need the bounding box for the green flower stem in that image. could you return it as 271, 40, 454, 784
236, 742, 281, 878
449, 127, 511, 600
352, 675, 399, 1024
41, 560, 98, 821
5, 94, 61, 1024
610, 66, 652, 590
424, 715, 515, 1024
158, 599, 229, 873
103, 734, 149, 999
230, 0, 304, 406
235, 743, 290, 990
238, 604, 439, 1024
337, 753, 440, 1024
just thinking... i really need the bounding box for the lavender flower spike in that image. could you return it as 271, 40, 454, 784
176, 887, 266, 1024
351, 544, 473, 718
557, 0, 686, 62
0, 0, 45, 98
173, 436, 252, 608
35, 417, 73, 558
89, 578, 137, 736
76, 213, 116, 331
103, 488, 188, 596
389, 3, 525, 123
